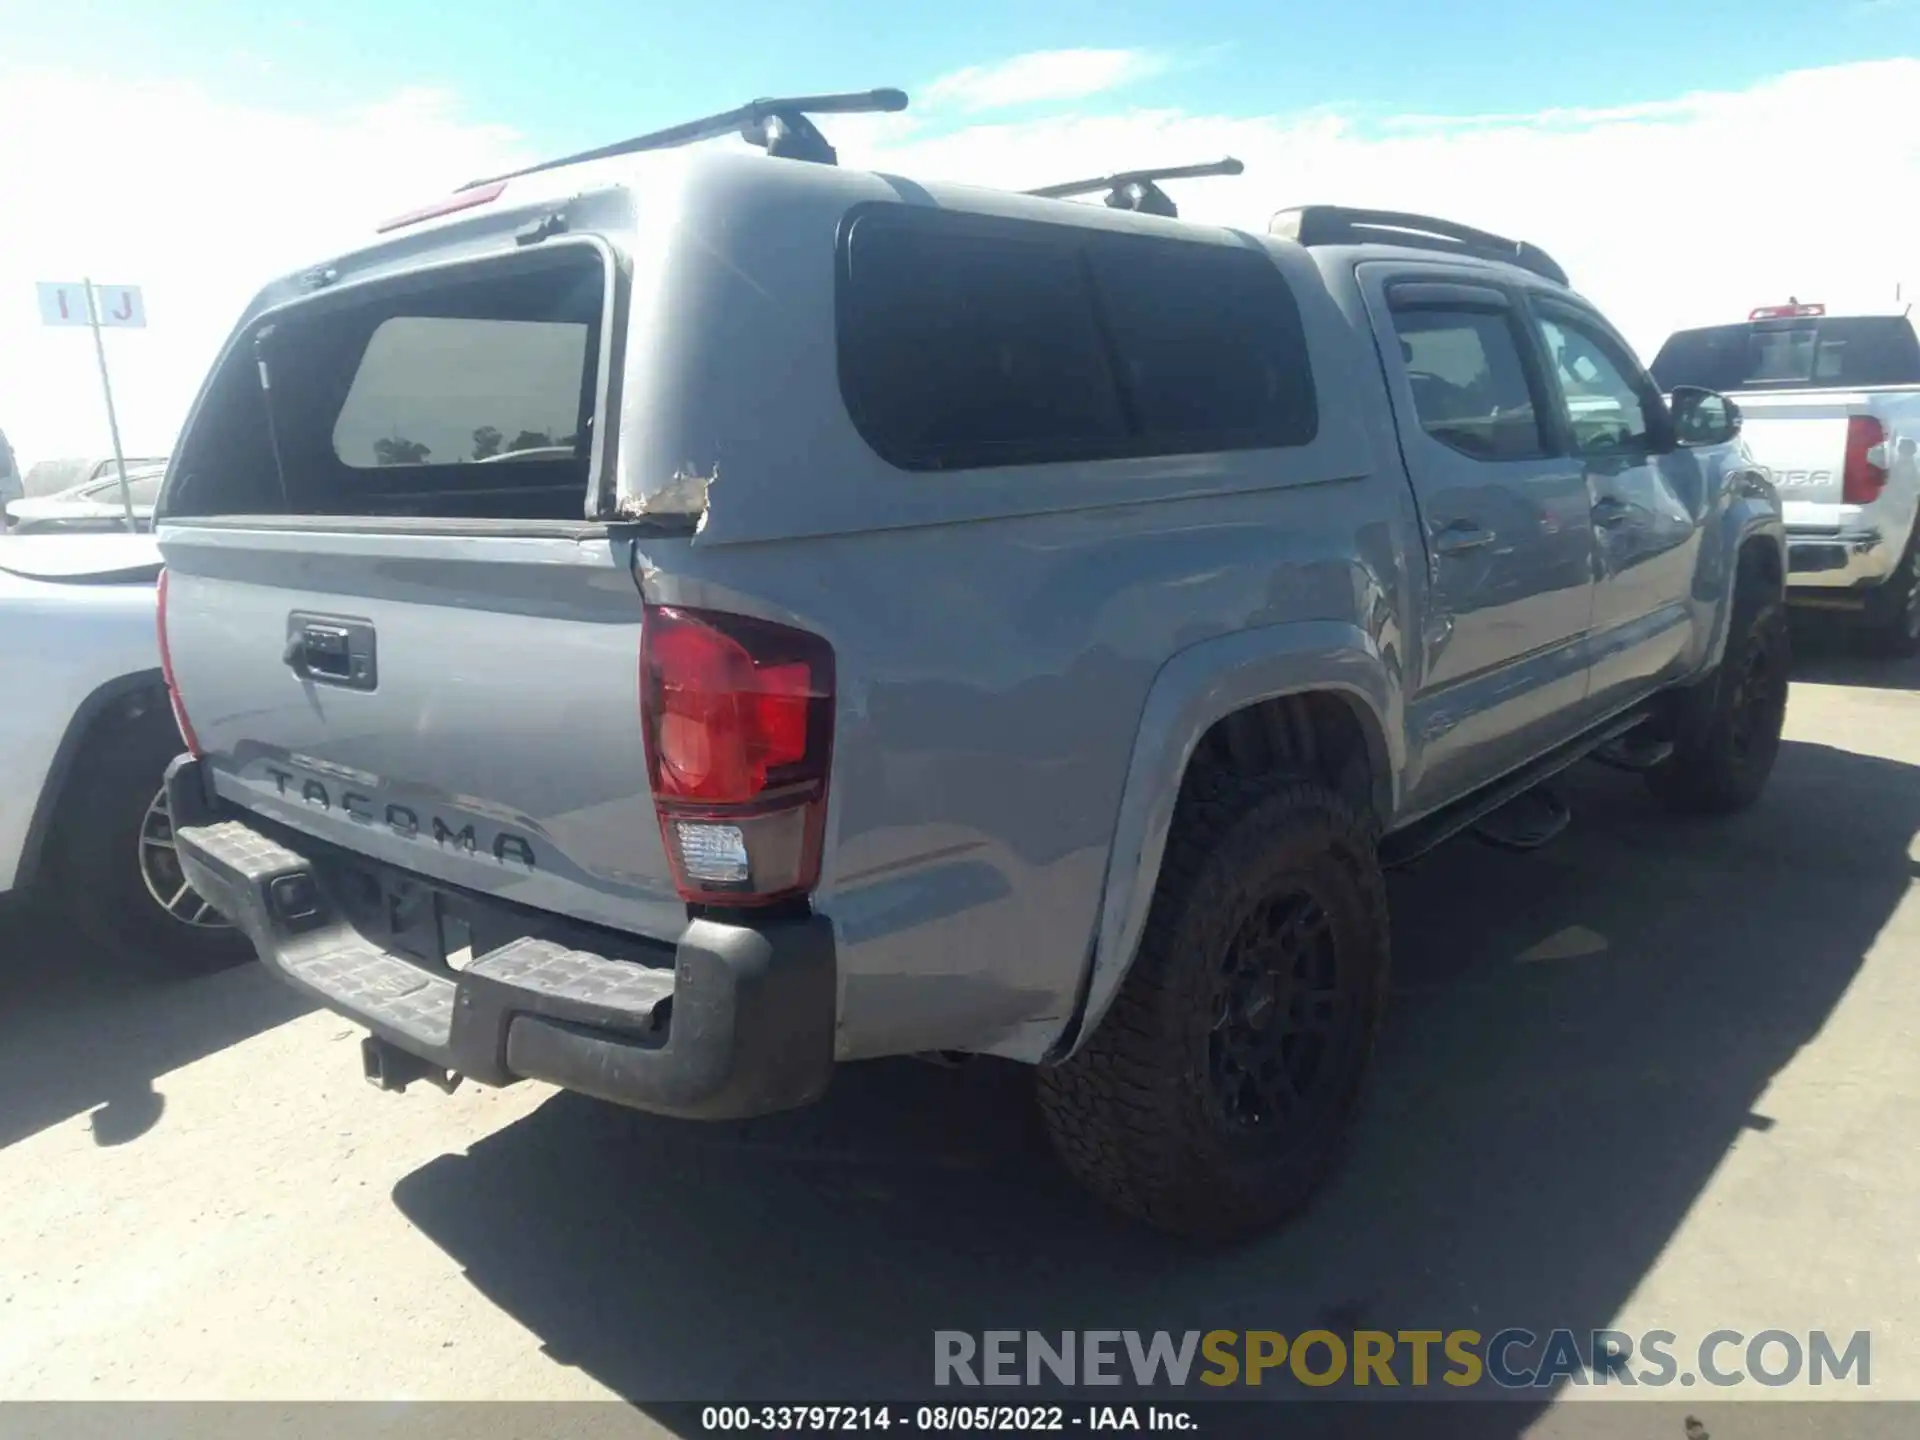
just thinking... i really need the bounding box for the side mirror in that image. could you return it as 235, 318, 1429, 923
1668, 386, 1742, 448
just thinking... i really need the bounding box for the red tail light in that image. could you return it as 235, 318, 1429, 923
155, 568, 202, 757
640, 605, 834, 905
1843, 415, 1890, 506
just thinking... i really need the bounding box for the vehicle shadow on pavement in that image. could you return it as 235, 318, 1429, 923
393, 721, 1917, 1430
0, 899, 311, 1151
1789, 611, 1920, 691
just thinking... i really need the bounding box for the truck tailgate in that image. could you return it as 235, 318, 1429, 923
159, 524, 686, 940
1733, 395, 1854, 522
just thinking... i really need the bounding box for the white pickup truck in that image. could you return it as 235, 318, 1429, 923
1651, 304, 1920, 653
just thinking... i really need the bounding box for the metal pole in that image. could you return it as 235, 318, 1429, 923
83, 277, 137, 532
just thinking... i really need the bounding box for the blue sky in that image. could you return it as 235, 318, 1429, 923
8, 0, 1915, 153
2, 0, 1917, 463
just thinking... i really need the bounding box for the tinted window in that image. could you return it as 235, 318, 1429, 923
1536, 314, 1652, 455
1651, 317, 1920, 393
1391, 308, 1546, 460
333, 316, 591, 469
1088, 238, 1317, 452
838, 208, 1317, 470
839, 215, 1127, 469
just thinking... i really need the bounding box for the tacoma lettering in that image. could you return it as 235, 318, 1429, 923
263, 770, 534, 870
431, 818, 478, 854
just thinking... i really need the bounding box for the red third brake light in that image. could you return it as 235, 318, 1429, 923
1749, 302, 1826, 320
375, 179, 508, 234
155, 568, 202, 757
640, 605, 835, 905
1843, 415, 1890, 506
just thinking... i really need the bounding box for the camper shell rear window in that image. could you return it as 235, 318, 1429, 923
166, 244, 608, 522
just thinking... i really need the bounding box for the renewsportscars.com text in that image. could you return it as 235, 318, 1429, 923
934, 1328, 1871, 1390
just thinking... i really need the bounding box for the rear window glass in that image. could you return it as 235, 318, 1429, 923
166, 246, 606, 522
333, 317, 590, 469
837, 208, 1317, 471
1651, 317, 1920, 392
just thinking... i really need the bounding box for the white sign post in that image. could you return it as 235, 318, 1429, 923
36, 280, 147, 531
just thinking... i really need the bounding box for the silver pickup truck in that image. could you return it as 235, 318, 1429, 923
1652, 304, 1920, 652
152, 92, 1786, 1238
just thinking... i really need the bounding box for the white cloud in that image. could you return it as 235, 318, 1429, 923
850, 57, 1920, 362
0, 70, 524, 469
923, 49, 1166, 112
3, 56, 1916, 468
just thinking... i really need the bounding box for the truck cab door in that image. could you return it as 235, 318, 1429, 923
1525, 299, 1703, 712
1361, 268, 1597, 812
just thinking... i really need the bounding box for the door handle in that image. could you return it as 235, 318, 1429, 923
1432, 521, 1496, 556
1591, 497, 1633, 528
285, 624, 352, 677
284, 613, 378, 690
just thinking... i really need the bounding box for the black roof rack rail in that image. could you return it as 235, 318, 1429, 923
1026, 158, 1244, 219
458, 88, 909, 191
1269, 205, 1569, 287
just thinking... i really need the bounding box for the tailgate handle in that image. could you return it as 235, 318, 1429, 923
285, 614, 377, 690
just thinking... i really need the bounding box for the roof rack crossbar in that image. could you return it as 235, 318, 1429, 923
459, 88, 909, 191
1026, 158, 1244, 219
1269, 205, 1569, 287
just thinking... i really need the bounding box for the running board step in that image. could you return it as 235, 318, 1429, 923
1590, 734, 1674, 773
1379, 704, 1654, 869
1471, 785, 1570, 851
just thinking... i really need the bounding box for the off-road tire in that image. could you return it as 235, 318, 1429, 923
1037, 775, 1389, 1240
45, 689, 251, 979
1645, 565, 1790, 815
1861, 534, 1920, 658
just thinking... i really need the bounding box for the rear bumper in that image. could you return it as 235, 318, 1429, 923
1786, 528, 1892, 593
165, 756, 836, 1120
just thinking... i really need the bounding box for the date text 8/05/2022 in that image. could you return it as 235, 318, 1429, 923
701, 1405, 1195, 1432
934, 1328, 1873, 1390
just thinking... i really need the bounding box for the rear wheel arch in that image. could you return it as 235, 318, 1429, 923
40, 676, 248, 975
15, 670, 169, 891
1056, 625, 1399, 1062
1180, 689, 1387, 825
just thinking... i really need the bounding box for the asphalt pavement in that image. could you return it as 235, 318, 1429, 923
2, 617, 1916, 1437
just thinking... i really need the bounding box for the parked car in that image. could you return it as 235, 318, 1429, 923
1652, 304, 1920, 653
151, 95, 1785, 1238
4, 463, 167, 534
19, 455, 168, 499
0, 533, 247, 975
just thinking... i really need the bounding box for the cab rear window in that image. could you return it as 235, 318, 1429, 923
1651, 316, 1920, 393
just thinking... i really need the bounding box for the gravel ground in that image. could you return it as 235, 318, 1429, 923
2, 620, 1916, 1437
